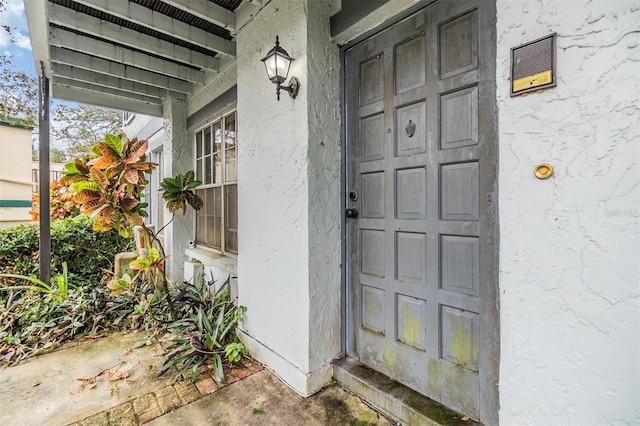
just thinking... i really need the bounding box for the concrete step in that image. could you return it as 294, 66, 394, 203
333, 357, 479, 426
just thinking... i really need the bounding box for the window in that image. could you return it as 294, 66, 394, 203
194, 112, 238, 255
150, 150, 164, 235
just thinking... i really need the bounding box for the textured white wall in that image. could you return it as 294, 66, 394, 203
305, 0, 342, 376
161, 97, 193, 281
496, 1, 639, 424
236, 0, 341, 395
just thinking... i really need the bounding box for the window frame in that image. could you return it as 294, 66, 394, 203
150, 149, 165, 236
192, 109, 238, 257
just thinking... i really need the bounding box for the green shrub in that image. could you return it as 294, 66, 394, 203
0, 217, 139, 363
0, 216, 134, 287
0, 271, 147, 364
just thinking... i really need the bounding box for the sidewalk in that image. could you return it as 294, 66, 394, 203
0, 332, 392, 425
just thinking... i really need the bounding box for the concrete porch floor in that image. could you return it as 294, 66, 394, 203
0, 332, 392, 425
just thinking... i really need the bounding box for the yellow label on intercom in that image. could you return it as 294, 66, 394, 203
513, 70, 553, 93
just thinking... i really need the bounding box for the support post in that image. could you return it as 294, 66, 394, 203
161, 97, 191, 281
38, 65, 51, 284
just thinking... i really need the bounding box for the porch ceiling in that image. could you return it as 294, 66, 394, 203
24, 0, 266, 116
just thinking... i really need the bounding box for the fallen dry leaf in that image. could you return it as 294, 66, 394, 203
108, 363, 133, 381
126, 379, 135, 385
123, 347, 133, 356
461, 416, 469, 421
76, 377, 97, 393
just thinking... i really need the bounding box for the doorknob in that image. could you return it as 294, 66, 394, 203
345, 208, 359, 219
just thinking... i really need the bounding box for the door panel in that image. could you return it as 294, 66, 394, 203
345, 0, 497, 422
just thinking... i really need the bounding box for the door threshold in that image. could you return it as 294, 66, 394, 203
333, 357, 479, 426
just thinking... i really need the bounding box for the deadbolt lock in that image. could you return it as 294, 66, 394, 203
345, 208, 359, 219
349, 189, 359, 201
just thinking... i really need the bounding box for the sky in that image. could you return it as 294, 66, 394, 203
0, 0, 36, 76
1, 0, 80, 150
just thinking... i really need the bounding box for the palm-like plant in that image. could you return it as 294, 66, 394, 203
160, 171, 203, 214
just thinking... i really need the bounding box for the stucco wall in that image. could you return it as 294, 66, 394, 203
236, 0, 341, 395
496, 1, 639, 424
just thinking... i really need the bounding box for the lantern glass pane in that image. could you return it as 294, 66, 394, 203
264, 52, 290, 83
264, 55, 278, 80
275, 53, 291, 80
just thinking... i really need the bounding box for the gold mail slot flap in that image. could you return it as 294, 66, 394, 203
513, 70, 553, 93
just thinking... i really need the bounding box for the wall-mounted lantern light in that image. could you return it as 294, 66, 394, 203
261, 36, 300, 101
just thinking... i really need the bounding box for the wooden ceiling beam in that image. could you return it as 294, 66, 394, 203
51, 47, 193, 94
52, 85, 163, 116
49, 2, 218, 70
53, 76, 161, 104
50, 27, 209, 83
74, 0, 235, 58
161, 0, 236, 33
52, 63, 186, 100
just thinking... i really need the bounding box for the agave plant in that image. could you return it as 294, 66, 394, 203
61, 133, 156, 237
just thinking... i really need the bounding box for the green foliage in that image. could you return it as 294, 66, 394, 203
0, 262, 73, 304
129, 248, 167, 274
0, 264, 145, 364
61, 133, 156, 237
51, 104, 122, 161
159, 277, 246, 382
29, 180, 81, 221
0, 209, 247, 382
160, 171, 203, 215
0, 216, 135, 287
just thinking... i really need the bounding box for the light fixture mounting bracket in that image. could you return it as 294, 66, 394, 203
278, 77, 300, 101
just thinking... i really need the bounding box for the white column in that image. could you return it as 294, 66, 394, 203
161, 96, 192, 281
236, 0, 341, 396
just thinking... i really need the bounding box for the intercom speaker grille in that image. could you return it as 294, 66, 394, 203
513, 37, 553, 79
511, 34, 556, 95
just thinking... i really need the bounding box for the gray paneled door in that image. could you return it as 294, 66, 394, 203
344, 0, 498, 422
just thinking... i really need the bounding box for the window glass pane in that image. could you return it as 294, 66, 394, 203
224, 113, 237, 182
213, 187, 222, 248
195, 188, 207, 245
196, 159, 203, 182
196, 214, 205, 243
205, 217, 216, 248
213, 121, 222, 183
157, 151, 163, 181
196, 131, 202, 158
205, 187, 215, 215
157, 191, 165, 233
204, 127, 212, 156
196, 188, 220, 250
205, 156, 212, 184
225, 184, 238, 254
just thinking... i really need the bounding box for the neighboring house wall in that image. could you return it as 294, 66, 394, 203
31, 162, 65, 190
0, 121, 34, 229
495, 1, 639, 424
